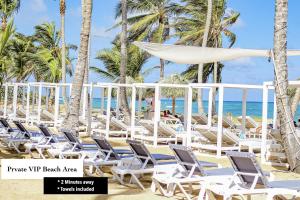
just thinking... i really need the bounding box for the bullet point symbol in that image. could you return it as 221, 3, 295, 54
57, 187, 60, 190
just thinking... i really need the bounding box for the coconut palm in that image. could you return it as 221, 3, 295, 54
115, 0, 181, 79
176, 0, 239, 114
0, 19, 15, 84
63, 0, 92, 131
159, 74, 189, 115
119, 0, 131, 122
58, 0, 69, 112
91, 42, 158, 114
31, 22, 74, 82
273, 0, 300, 172
0, 0, 20, 30
7, 33, 38, 81
199, 0, 212, 114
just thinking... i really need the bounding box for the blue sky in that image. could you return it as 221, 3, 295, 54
13, 0, 300, 101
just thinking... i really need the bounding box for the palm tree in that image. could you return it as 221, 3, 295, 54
176, 0, 239, 114
273, 0, 300, 172
119, 0, 131, 122
0, 19, 15, 84
59, 0, 69, 112
32, 22, 74, 83
115, 0, 181, 79
0, 0, 20, 30
198, 0, 212, 114
63, 0, 92, 131
7, 33, 38, 81
160, 74, 189, 114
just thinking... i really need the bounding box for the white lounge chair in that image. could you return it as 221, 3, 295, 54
152, 144, 232, 200
83, 136, 133, 176
111, 139, 177, 190
192, 127, 273, 153
25, 124, 66, 158
47, 130, 98, 158
135, 119, 180, 145
192, 113, 209, 125
199, 151, 300, 200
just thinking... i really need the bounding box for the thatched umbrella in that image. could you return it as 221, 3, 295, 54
159, 74, 189, 115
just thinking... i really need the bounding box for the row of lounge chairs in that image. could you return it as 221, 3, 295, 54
0, 119, 299, 199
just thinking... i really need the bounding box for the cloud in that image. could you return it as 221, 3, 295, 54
225, 57, 256, 68
30, 0, 47, 12
91, 26, 117, 39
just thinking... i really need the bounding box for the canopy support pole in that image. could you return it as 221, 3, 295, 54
26, 84, 30, 124
3, 83, 8, 117
261, 83, 269, 163
37, 83, 42, 123
101, 88, 105, 113
186, 86, 193, 147
242, 89, 248, 134
82, 85, 88, 119
208, 87, 213, 127
54, 85, 60, 127
131, 86, 136, 139
105, 86, 112, 139
217, 86, 224, 157
116, 87, 120, 119
12, 84, 18, 119
153, 85, 160, 147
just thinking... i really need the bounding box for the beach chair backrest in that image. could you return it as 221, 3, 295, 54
93, 137, 121, 160
13, 121, 30, 138
223, 117, 236, 129
13, 121, 29, 133
169, 144, 204, 176
127, 139, 156, 167
192, 113, 208, 125
226, 151, 268, 188
159, 122, 177, 136
0, 118, 13, 131
223, 129, 240, 144
61, 130, 82, 150
111, 117, 127, 130
37, 124, 56, 143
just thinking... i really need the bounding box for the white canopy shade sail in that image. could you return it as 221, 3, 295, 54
133, 42, 300, 64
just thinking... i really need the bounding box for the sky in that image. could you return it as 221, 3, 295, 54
13, 0, 300, 101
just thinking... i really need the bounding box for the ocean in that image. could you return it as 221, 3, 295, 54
62, 98, 300, 120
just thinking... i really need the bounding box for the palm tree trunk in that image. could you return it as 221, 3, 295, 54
63, 0, 92, 132
212, 40, 219, 115
273, 0, 300, 172
160, 58, 164, 80
291, 88, 300, 117
138, 89, 142, 119
211, 61, 218, 115
120, 0, 131, 122
172, 96, 176, 115
60, 0, 69, 113
198, 0, 212, 114
84, 35, 92, 135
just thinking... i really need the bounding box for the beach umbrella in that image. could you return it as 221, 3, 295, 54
159, 74, 189, 115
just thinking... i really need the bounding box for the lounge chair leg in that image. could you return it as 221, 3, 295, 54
131, 174, 145, 190
150, 181, 156, 192
198, 185, 206, 200
177, 183, 191, 200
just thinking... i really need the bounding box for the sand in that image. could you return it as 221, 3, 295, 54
1, 130, 300, 200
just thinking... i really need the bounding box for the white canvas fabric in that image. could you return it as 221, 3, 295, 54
133, 42, 300, 64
